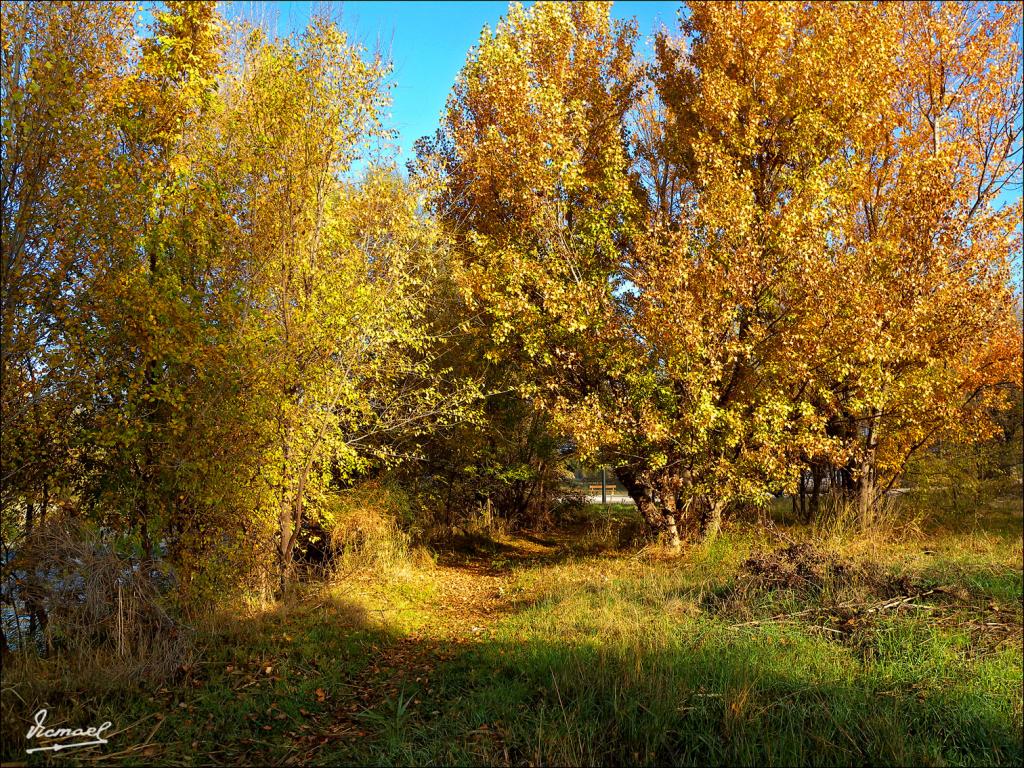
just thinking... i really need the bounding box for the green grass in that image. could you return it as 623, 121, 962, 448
2, 497, 1021, 766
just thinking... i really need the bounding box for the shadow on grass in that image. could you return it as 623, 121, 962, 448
5, 590, 1019, 767
1, 591, 395, 765
309, 623, 1022, 767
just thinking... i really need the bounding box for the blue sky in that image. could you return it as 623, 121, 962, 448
231, 1, 682, 169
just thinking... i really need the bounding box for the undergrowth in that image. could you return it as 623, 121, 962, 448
2, 495, 1021, 766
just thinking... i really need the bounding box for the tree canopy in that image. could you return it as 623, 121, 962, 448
2, 1, 1020, 596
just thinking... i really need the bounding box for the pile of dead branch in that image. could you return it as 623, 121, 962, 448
738, 542, 876, 594
718, 543, 1021, 657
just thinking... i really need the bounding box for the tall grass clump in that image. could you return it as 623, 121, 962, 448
810, 492, 923, 551
1, 521, 194, 755
322, 484, 433, 578
7, 521, 193, 681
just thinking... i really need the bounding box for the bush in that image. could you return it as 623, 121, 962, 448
903, 435, 1023, 520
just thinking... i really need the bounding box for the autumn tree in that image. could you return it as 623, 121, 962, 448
3, 3, 478, 599
217, 22, 476, 591
813, 0, 1023, 519
430, 0, 1021, 544
420, 0, 649, 525
614, 0, 1021, 537
623, 1, 907, 539
2, 1, 278, 594
80, 1, 228, 557
1, 1, 139, 545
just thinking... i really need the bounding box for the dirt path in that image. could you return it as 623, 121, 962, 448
298, 532, 567, 760
428, 563, 508, 636
426, 530, 568, 635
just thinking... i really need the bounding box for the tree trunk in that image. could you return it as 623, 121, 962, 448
664, 512, 681, 550
27, 501, 36, 639
700, 499, 725, 543
23, 500, 48, 637
615, 465, 663, 534
277, 472, 294, 597
40, 479, 48, 526
839, 461, 856, 495
857, 413, 879, 528
798, 470, 807, 521
140, 518, 153, 561
857, 456, 876, 528
660, 490, 681, 551
278, 501, 292, 597
656, 473, 683, 551
809, 463, 823, 522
